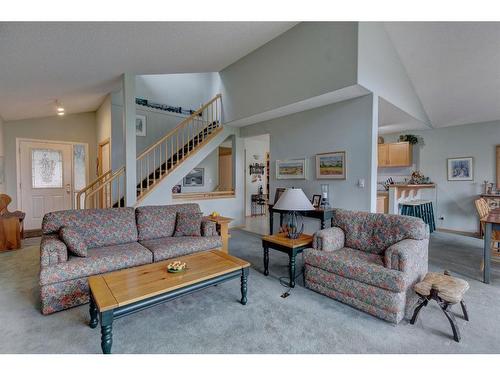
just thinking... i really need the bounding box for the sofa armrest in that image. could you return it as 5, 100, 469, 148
201, 219, 218, 237
313, 227, 345, 251
40, 235, 68, 267
384, 238, 429, 275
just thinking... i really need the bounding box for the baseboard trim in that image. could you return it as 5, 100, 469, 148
436, 227, 480, 238
24, 229, 42, 238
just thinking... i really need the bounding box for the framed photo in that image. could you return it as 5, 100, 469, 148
276, 159, 306, 180
136, 115, 147, 136
311, 194, 321, 208
274, 187, 286, 204
447, 157, 474, 181
183, 168, 204, 186
172, 184, 182, 194
316, 151, 346, 180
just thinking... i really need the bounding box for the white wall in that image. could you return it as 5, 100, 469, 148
358, 22, 431, 127
379, 120, 500, 233
218, 22, 359, 123
244, 135, 269, 216
136, 73, 219, 110
240, 94, 376, 233
176, 147, 219, 193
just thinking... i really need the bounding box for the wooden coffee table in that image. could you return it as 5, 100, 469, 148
88, 250, 250, 354
261, 233, 313, 288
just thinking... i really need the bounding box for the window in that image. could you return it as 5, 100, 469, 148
31, 149, 63, 188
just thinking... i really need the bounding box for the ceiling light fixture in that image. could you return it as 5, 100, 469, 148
55, 100, 65, 115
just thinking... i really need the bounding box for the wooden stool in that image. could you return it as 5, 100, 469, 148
411, 270, 469, 342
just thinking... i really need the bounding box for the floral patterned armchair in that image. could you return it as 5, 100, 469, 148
304, 209, 429, 324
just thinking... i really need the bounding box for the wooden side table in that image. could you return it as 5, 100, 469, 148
203, 216, 233, 253
261, 233, 313, 287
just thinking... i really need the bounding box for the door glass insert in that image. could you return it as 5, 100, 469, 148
32, 149, 63, 188
73, 144, 86, 191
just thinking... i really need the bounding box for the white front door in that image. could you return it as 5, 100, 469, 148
19, 141, 73, 230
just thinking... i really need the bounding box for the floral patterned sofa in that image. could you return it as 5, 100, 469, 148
39, 203, 221, 314
304, 209, 429, 324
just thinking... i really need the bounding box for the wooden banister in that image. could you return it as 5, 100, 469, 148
76, 94, 223, 209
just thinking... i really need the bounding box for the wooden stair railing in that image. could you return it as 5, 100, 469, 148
77, 94, 222, 209
76, 167, 125, 209
135, 94, 222, 202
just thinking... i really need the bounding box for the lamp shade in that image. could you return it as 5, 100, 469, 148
273, 188, 314, 211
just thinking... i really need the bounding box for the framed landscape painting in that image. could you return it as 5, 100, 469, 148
183, 168, 204, 186
316, 151, 346, 180
447, 157, 473, 181
276, 159, 306, 180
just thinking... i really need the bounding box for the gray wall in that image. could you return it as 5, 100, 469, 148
380, 120, 500, 233
218, 22, 358, 123
136, 73, 219, 110
241, 94, 375, 233
3, 112, 97, 209
357, 22, 431, 126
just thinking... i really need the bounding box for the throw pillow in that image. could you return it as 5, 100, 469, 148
59, 226, 88, 257
173, 212, 202, 237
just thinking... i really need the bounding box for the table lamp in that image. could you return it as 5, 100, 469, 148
273, 188, 314, 239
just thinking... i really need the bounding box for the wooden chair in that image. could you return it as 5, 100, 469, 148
474, 197, 500, 270
0, 194, 25, 251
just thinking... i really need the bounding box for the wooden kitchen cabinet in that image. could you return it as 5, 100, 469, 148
378, 142, 412, 167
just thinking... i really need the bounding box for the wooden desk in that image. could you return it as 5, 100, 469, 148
268, 204, 335, 235
481, 208, 500, 283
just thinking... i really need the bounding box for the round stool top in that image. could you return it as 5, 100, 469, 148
414, 272, 469, 304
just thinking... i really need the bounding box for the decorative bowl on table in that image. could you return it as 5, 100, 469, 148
167, 261, 187, 273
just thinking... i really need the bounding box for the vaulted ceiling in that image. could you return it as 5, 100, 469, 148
0, 22, 297, 121
1, 22, 499, 129
383, 22, 500, 129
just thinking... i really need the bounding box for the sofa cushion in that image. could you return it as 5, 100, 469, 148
135, 204, 201, 241
173, 212, 202, 237
332, 209, 428, 254
59, 227, 88, 257
304, 247, 407, 293
42, 208, 138, 248
140, 236, 222, 262
39, 241, 152, 285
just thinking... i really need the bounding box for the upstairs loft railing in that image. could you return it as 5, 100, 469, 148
76, 94, 223, 209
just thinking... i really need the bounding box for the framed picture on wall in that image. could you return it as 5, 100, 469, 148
136, 115, 147, 136
276, 159, 306, 180
316, 151, 346, 180
447, 157, 474, 181
183, 168, 204, 187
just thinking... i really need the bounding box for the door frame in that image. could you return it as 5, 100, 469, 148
16, 138, 90, 211
97, 138, 111, 177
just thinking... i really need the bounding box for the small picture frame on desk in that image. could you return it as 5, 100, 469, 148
311, 194, 321, 208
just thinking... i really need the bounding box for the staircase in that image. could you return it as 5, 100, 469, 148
77, 94, 223, 209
